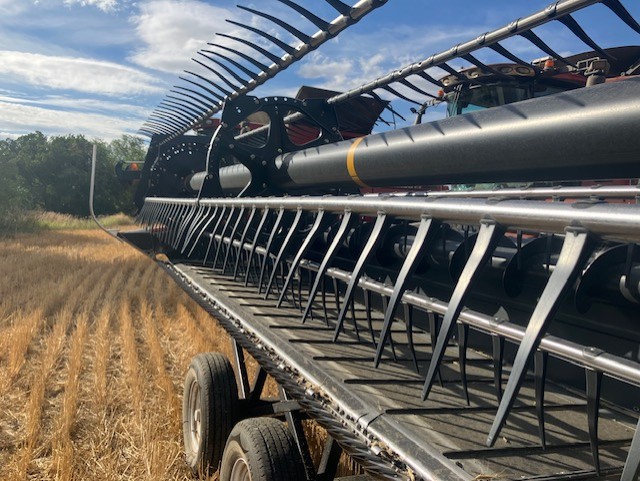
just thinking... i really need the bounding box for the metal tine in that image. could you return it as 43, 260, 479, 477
181, 204, 208, 253
179, 76, 225, 102
174, 86, 219, 108
234, 207, 258, 280
214, 207, 239, 270
216, 33, 282, 67
150, 114, 183, 131
185, 69, 232, 97
334, 213, 392, 339
155, 203, 168, 234
602, 0, 640, 34
332, 277, 341, 314
210, 42, 271, 74
349, 298, 361, 342
557, 15, 615, 61
321, 277, 329, 325
187, 206, 219, 257
201, 49, 260, 81
422, 221, 506, 401
169, 204, 188, 248
457, 322, 470, 406
492, 334, 505, 403
237, 5, 311, 44
301, 210, 357, 323
364, 288, 376, 346
161, 100, 201, 118
534, 350, 548, 448
167, 94, 208, 114
380, 85, 422, 106
154, 107, 189, 122
158, 102, 196, 119
158, 203, 174, 244
488, 43, 531, 67
173, 204, 198, 250
278, 209, 330, 307
374, 216, 439, 367
486, 229, 592, 447
398, 79, 438, 99
519, 30, 576, 67
323, 0, 351, 16
258, 207, 286, 293
265, 208, 304, 298
144, 120, 176, 134
222, 207, 246, 274
245, 207, 271, 286
203, 206, 228, 266
197, 52, 252, 86
223, 20, 296, 57
621, 417, 640, 481
416, 71, 445, 88
380, 294, 397, 360
403, 303, 419, 373
276, 0, 330, 31
586, 368, 603, 474
160, 203, 178, 244
461, 53, 512, 78
191, 58, 240, 92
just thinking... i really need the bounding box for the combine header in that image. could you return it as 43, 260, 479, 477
113, 0, 640, 479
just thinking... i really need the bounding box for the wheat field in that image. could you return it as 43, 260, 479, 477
0, 228, 246, 480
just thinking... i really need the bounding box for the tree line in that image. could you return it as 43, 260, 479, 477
0, 132, 145, 227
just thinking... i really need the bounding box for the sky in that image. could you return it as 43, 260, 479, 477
0, 0, 638, 142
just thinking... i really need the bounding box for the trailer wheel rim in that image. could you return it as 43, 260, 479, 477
229, 457, 250, 481
188, 380, 202, 449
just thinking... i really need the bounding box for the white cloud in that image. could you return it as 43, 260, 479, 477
0, 51, 165, 96
129, 1, 241, 73
0, 100, 143, 141
0, 94, 149, 117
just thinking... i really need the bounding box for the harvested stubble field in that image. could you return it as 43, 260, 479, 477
0, 228, 321, 480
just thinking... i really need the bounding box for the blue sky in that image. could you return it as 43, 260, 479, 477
0, 0, 638, 141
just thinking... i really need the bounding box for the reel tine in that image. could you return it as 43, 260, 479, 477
380, 85, 422, 106
166, 94, 207, 115
191, 58, 240, 92
334, 213, 392, 340
187, 206, 219, 258
557, 15, 615, 61
209, 42, 271, 72
323, 0, 351, 16
180, 75, 225, 101
201, 49, 260, 81
403, 303, 419, 373
461, 53, 512, 78
276, 0, 330, 31
186, 68, 232, 97
519, 30, 576, 67
258, 207, 286, 293
364, 288, 376, 346
487, 229, 592, 447
602, 0, 640, 34
203, 206, 227, 266
218, 24, 296, 57
237, 5, 311, 44
213, 207, 238, 270
233, 207, 257, 279
534, 350, 548, 449
222, 207, 246, 274
416, 71, 445, 88
422, 221, 505, 401
301, 210, 356, 323
197, 52, 252, 87
265, 208, 303, 299
278, 209, 329, 307
181, 205, 206, 254
374, 216, 438, 367
245, 207, 271, 286
160, 100, 199, 119
621, 417, 640, 481
399, 78, 437, 99
457, 322, 470, 406
488, 43, 531, 67
586, 367, 603, 474
173, 85, 219, 108
173, 204, 197, 250
492, 334, 505, 403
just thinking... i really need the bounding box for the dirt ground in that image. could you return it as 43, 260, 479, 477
0, 229, 261, 480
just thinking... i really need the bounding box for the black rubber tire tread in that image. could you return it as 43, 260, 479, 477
219, 417, 307, 481
183, 352, 239, 477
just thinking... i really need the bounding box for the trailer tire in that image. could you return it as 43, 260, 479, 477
219, 418, 307, 481
183, 352, 239, 477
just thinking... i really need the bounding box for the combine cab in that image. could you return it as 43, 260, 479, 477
108, 0, 640, 480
